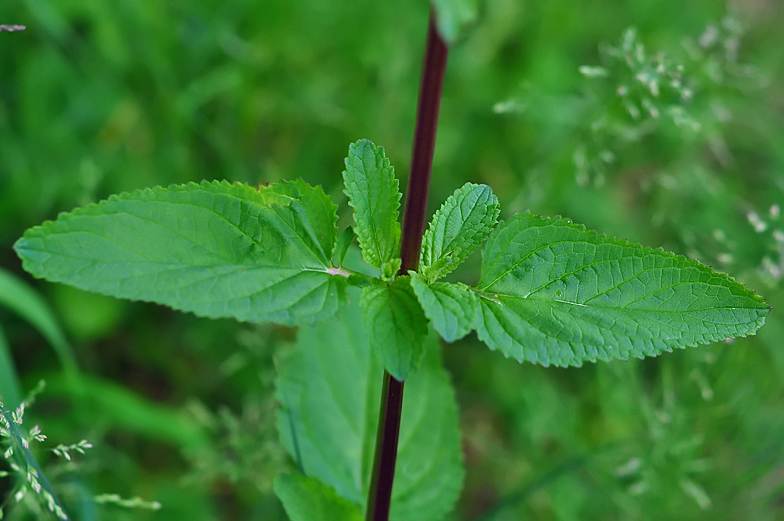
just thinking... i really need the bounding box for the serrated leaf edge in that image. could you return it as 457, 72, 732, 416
420, 182, 500, 282
479, 211, 770, 310
475, 211, 770, 367
13, 180, 347, 326
410, 275, 478, 343
342, 139, 402, 270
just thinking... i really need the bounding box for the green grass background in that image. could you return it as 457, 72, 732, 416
1, 0, 783, 519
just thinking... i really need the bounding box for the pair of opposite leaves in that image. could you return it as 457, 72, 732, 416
14, 139, 769, 381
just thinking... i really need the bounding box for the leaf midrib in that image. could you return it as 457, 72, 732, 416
475, 289, 762, 315
23, 239, 332, 274
25, 200, 332, 269
346, 153, 398, 267
479, 233, 754, 309
480, 232, 598, 290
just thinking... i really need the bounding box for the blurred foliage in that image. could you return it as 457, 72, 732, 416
1, 0, 783, 519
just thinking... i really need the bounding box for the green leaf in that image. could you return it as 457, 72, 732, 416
360, 277, 429, 380
388, 339, 464, 521
266, 179, 340, 263
475, 212, 770, 367
276, 294, 380, 505
431, 0, 480, 44
276, 291, 464, 521
14, 180, 348, 326
342, 139, 402, 273
334, 227, 356, 267
420, 182, 499, 282
0, 325, 22, 410
411, 277, 477, 342
0, 268, 77, 373
274, 474, 363, 521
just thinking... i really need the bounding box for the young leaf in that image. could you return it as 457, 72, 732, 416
276, 291, 464, 521
334, 227, 356, 267
410, 277, 477, 342
14, 180, 347, 326
274, 474, 363, 521
342, 139, 402, 274
431, 0, 480, 44
420, 182, 499, 282
360, 277, 429, 381
475, 212, 770, 367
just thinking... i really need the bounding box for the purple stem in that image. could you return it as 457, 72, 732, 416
365, 12, 449, 521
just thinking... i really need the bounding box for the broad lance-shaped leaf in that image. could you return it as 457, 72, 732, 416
475, 212, 770, 367
342, 139, 402, 276
274, 474, 362, 521
361, 276, 429, 381
411, 277, 477, 343
420, 182, 499, 282
14, 180, 347, 326
276, 291, 464, 521
276, 293, 379, 505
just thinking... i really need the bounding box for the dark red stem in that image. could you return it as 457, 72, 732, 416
365, 12, 449, 521
399, 14, 449, 274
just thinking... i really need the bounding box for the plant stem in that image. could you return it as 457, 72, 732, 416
365, 12, 449, 521
365, 372, 405, 521
399, 14, 450, 274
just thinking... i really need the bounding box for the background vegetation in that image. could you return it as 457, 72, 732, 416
1, 0, 783, 519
